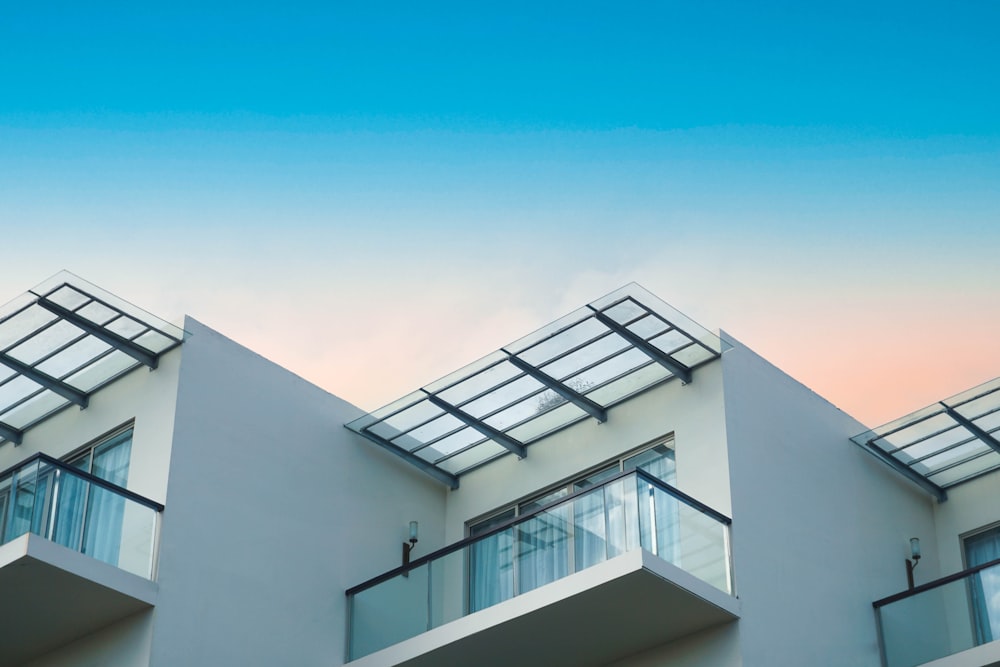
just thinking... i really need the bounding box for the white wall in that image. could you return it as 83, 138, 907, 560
720, 335, 940, 667
445, 361, 732, 544
146, 318, 447, 667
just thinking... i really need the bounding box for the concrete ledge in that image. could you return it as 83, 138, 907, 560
919, 640, 1000, 667
350, 549, 740, 667
0, 534, 157, 666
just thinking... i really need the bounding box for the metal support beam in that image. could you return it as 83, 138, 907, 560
590, 309, 693, 384
352, 426, 459, 490
864, 440, 948, 503
0, 352, 89, 408
941, 403, 1000, 455
35, 297, 160, 369
0, 420, 23, 445
504, 352, 607, 423
424, 393, 527, 459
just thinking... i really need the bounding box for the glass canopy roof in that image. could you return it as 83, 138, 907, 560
0, 271, 185, 447
346, 284, 728, 489
851, 377, 1000, 501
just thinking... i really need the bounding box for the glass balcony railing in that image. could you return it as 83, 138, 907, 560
875, 558, 1000, 667
0, 453, 163, 579
346, 468, 733, 661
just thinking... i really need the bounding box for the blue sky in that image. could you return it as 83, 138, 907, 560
1, 1, 998, 423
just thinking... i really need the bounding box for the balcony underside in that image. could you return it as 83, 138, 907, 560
0, 533, 157, 667
349, 548, 739, 667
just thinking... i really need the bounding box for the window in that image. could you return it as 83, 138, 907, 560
467, 439, 676, 612
965, 524, 1000, 645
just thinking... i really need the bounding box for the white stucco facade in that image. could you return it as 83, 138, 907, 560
1, 278, 997, 667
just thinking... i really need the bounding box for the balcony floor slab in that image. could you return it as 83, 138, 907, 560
349, 548, 740, 667
918, 640, 1000, 667
0, 533, 157, 666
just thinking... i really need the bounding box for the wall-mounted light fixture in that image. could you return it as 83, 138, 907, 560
402, 521, 419, 568
906, 537, 921, 589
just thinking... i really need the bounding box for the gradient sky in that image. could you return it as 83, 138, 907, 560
1, 1, 998, 427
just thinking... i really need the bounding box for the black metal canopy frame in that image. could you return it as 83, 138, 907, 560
0, 272, 185, 447
346, 284, 727, 489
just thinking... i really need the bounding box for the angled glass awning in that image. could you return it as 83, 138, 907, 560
0, 271, 185, 447
851, 377, 1000, 502
346, 284, 728, 489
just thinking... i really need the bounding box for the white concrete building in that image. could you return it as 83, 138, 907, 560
0, 273, 996, 667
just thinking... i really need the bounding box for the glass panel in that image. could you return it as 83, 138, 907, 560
585, 363, 672, 407
537, 333, 629, 382
0, 390, 68, 430
36, 337, 113, 379
573, 486, 608, 571
468, 526, 514, 612
504, 401, 587, 443
436, 441, 506, 475
648, 329, 692, 355
671, 342, 716, 368
404, 414, 466, 446
2, 460, 42, 543
927, 452, 1000, 486
428, 546, 468, 628
350, 562, 432, 661
0, 376, 43, 412
105, 315, 147, 340
131, 330, 176, 354
76, 300, 118, 326
602, 298, 646, 325
624, 444, 676, 483
415, 428, 482, 462
519, 486, 570, 514
436, 360, 521, 406
900, 424, 973, 462
370, 400, 442, 437
878, 561, 1000, 667
482, 394, 549, 431
918, 440, 990, 475
460, 375, 544, 420
45, 285, 90, 311
63, 350, 138, 392
517, 318, 609, 367
0, 305, 58, 351
627, 314, 669, 339
7, 320, 86, 365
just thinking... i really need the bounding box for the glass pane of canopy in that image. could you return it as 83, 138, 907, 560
346, 284, 727, 486
0, 271, 185, 445
851, 377, 1000, 496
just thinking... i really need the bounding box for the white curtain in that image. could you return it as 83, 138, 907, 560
82, 433, 132, 566
967, 528, 1000, 645
469, 528, 514, 612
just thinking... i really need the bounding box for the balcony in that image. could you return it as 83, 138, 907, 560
0, 454, 162, 665
346, 469, 738, 666
875, 558, 1000, 667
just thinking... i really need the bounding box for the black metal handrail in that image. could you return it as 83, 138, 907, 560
0, 452, 164, 512
345, 467, 730, 596
873, 556, 1000, 608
